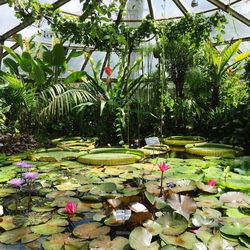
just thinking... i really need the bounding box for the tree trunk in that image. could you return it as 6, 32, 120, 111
211, 85, 220, 109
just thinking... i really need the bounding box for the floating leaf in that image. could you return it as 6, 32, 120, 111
129, 227, 152, 250
156, 212, 188, 236
220, 192, 250, 208
0, 227, 31, 244
55, 182, 80, 191
167, 194, 197, 219
0, 216, 19, 230
107, 198, 122, 208
73, 222, 110, 239
160, 231, 199, 249
129, 202, 148, 213
195, 196, 223, 208
42, 233, 70, 250
208, 234, 235, 250
143, 220, 162, 236
89, 235, 129, 250
31, 218, 68, 235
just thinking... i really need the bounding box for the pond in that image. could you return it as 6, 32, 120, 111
0, 140, 249, 249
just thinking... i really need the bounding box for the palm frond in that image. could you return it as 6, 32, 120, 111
38, 83, 94, 121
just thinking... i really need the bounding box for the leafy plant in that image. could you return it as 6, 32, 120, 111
205, 40, 250, 109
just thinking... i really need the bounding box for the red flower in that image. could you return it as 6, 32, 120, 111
104, 66, 112, 76
208, 179, 216, 186
158, 162, 170, 172
64, 201, 77, 215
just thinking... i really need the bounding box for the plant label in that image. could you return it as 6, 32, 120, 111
113, 209, 131, 221
145, 137, 160, 145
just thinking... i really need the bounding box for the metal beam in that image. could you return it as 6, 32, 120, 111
172, 0, 188, 16
207, 0, 250, 27
0, 42, 3, 68
147, 0, 154, 19
2, 0, 71, 41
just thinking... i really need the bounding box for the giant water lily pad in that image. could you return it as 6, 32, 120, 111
185, 143, 242, 157
30, 149, 79, 162
156, 212, 188, 235
73, 222, 110, 239
30, 218, 68, 235
162, 136, 207, 152
78, 152, 142, 166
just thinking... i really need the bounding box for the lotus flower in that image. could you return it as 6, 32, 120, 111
23, 172, 38, 180
15, 161, 33, 168
208, 179, 216, 186
158, 162, 170, 197
64, 201, 77, 215
104, 66, 112, 76
8, 178, 25, 188
158, 162, 170, 172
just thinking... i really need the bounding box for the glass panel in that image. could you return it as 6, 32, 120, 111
60, 0, 83, 16
39, 0, 57, 3
83, 51, 106, 76
240, 41, 250, 52
124, 0, 149, 21
152, 0, 184, 19
0, 6, 21, 35
181, 0, 217, 13
231, 0, 250, 19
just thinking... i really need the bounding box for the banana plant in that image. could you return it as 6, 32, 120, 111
205, 40, 250, 109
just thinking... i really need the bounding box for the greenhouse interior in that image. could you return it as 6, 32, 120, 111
0, 0, 250, 249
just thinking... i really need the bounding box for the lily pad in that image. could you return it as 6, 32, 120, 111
185, 143, 242, 157
42, 232, 70, 250
220, 192, 250, 208
0, 227, 31, 244
55, 182, 81, 191
0, 216, 19, 231
30, 218, 68, 235
156, 212, 188, 236
89, 235, 129, 250
160, 232, 199, 249
167, 194, 197, 219
208, 234, 235, 250
78, 153, 142, 166
73, 222, 110, 239
129, 227, 153, 250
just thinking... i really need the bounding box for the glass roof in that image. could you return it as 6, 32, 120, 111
0, 0, 249, 72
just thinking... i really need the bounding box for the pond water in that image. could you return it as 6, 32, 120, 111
0, 145, 249, 249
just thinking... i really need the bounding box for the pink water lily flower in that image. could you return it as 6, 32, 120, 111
64, 201, 77, 215
158, 162, 170, 172
23, 172, 39, 180
8, 178, 25, 188
15, 161, 33, 168
208, 179, 217, 186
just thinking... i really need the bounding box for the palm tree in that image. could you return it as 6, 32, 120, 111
205, 40, 250, 109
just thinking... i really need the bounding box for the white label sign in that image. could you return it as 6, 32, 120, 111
113, 210, 131, 221
145, 137, 160, 145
